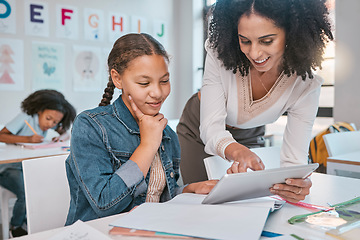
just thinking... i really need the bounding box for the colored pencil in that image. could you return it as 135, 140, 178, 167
24, 120, 38, 135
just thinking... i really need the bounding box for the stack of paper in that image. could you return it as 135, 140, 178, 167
110, 193, 276, 240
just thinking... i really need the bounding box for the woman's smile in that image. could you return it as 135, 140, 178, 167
252, 56, 270, 67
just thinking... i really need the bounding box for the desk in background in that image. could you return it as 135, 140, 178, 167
327, 150, 360, 178
0, 142, 70, 164
14, 173, 360, 240
0, 141, 70, 239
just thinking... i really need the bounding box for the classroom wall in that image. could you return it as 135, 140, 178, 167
6, 0, 358, 130
171, 0, 205, 119
0, 0, 204, 125
334, 1, 360, 128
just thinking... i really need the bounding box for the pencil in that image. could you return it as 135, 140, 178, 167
24, 120, 38, 135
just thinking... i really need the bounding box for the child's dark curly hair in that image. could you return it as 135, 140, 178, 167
208, 0, 334, 80
21, 89, 76, 131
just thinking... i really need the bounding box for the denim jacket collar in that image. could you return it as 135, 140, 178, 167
113, 95, 171, 140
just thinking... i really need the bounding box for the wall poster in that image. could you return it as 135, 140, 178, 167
0, 38, 24, 91
31, 41, 65, 91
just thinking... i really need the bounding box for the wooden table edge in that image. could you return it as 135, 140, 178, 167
327, 158, 360, 166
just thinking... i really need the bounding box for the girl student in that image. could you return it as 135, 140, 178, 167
65, 33, 217, 225
0, 89, 76, 237
0, 89, 76, 144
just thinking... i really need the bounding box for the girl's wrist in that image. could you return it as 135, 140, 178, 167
139, 141, 159, 153
182, 182, 199, 193
182, 184, 194, 193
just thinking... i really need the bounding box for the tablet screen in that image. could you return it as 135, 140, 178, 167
202, 163, 319, 204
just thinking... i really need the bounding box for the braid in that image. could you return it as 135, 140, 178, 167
99, 77, 115, 106
100, 33, 169, 107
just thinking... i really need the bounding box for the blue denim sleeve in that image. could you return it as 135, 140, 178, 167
175, 185, 186, 196
68, 112, 147, 218
115, 160, 147, 197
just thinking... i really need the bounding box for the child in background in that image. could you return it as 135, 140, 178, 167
0, 89, 76, 237
65, 33, 217, 225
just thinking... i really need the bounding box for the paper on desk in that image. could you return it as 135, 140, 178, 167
19, 141, 69, 149
48, 220, 112, 240
110, 202, 271, 240
168, 193, 279, 211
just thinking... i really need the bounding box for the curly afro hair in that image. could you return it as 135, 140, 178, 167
21, 89, 76, 131
208, 0, 334, 80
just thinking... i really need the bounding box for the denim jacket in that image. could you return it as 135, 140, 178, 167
65, 95, 183, 225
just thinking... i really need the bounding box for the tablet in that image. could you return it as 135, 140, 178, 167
202, 163, 319, 204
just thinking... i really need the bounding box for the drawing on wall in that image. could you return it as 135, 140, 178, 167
31, 42, 65, 91
43, 62, 55, 76
73, 45, 103, 92
84, 8, 104, 41
131, 16, 148, 34
56, 4, 78, 40
153, 20, 168, 49
0, 44, 14, 84
108, 12, 129, 43
0, 0, 16, 34
0, 39, 24, 91
24, 1, 49, 37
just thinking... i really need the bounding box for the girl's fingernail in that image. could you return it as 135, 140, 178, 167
286, 179, 291, 184
273, 185, 279, 189
128, 95, 132, 100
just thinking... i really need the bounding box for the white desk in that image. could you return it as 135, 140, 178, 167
0, 142, 69, 164
14, 173, 360, 240
264, 173, 360, 239
327, 150, 360, 176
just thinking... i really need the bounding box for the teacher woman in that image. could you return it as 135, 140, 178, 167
177, 0, 333, 203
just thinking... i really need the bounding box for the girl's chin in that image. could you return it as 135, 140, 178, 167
143, 106, 162, 115
145, 111, 161, 116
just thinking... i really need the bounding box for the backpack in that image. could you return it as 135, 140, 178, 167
308, 122, 356, 173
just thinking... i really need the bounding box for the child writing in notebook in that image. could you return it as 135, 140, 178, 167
0, 89, 76, 237
65, 33, 217, 225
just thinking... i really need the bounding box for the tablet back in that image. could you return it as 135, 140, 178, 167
202, 163, 319, 204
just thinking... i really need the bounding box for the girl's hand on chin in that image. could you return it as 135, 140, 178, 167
128, 95, 168, 149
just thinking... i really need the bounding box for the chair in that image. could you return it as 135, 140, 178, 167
204, 146, 281, 180
22, 154, 70, 234
167, 119, 179, 132
0, 186, 16, 239
323, 131, 360, 157
0, 123, 17, 239
323, 131, 360, 177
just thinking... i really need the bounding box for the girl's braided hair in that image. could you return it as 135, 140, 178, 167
99, 33, 169, 106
